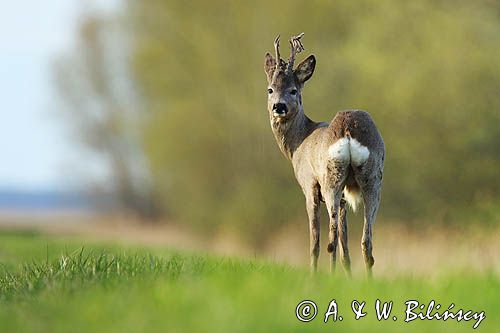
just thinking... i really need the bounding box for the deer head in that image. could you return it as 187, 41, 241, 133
264, 33, 316, 121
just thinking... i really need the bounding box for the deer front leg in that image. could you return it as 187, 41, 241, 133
305, 194, 320, 272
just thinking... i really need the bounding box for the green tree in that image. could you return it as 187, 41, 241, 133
55, 14, 160, 219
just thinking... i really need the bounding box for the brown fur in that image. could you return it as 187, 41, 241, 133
329, 110, 384, 151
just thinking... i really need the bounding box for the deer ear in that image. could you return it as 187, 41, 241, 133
294, 55, 316, 84
264, 52, 276, 82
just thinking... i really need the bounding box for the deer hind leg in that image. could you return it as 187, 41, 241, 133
338, 195, 351, 276
360, 185, 381, 277
325, 188, 342, 273
324, 165, 349, 273
305, 188, 321, 273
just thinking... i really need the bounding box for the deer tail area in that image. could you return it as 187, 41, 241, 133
328, 135, 371, 213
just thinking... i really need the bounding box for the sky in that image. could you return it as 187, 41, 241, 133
0, 1, 119, 191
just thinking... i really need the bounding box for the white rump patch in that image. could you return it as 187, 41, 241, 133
327, 138, 350, 161
349, 138, 370, 166
327, 137, 370, 166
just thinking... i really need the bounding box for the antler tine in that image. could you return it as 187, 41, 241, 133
287, 32, 305, 72
274, 35, 282, 70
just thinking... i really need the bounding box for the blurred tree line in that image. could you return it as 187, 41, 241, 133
56, 0, 499, 242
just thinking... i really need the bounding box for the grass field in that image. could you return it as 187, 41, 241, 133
0, 230, 498, 332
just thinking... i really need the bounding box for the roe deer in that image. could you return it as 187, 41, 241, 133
263, 33, 385, 276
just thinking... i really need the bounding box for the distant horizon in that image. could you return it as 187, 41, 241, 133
0, 187, 94, 214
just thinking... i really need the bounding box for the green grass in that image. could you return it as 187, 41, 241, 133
0, 231, 498, 332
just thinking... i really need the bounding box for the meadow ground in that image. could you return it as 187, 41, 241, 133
0, 228, 498, 333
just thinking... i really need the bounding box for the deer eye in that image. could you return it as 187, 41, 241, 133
267, 88, 273, 94
290, 89, 298, 95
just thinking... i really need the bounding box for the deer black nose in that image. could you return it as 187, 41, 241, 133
272, 103, 288, 115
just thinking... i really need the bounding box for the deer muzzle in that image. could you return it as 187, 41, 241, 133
272, 103, 288, 117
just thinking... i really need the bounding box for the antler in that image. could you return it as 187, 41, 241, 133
287, 32, 305, 72
274, 35, 281, 69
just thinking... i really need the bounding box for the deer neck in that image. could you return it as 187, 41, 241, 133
270, 108, 317, 160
